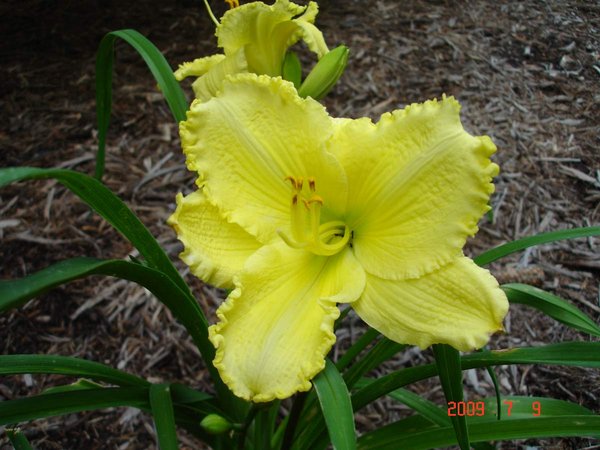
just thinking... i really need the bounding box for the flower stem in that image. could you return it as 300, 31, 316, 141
281, 392, 308, 449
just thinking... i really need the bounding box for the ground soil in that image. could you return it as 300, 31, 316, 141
1, 0, 599, 449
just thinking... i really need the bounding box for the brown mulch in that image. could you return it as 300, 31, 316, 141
1, 0, 599, 449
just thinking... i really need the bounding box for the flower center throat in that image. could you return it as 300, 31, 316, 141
278, 176, 350, 256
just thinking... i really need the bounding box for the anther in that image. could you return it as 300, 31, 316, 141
284, 176, 303, 191
308, 177, 316, 192
302, 195, 323, 210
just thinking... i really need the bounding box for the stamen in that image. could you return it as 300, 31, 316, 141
224, 0, 240, 9
284, 175, 304, 192
277, 229, 308, 249
290, 194, 306, 242
281, 175, 350, 256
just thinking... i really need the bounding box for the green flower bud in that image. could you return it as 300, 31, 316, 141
200, 414, 233, 435
298, 45, 349, 100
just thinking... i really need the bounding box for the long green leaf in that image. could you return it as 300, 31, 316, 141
335, 328, 380, 372
0, 168, 189, 295
0, 167, 245, 417
313, 359, 356, 450
41, 379, 103, 396
292, 336, 400, 450
343, 337, 406, 389
0, 354, 148, 387
0, 257, 183, 318
359, 416, 600, 449
353, 342, 600, 412
353, 380, 449, 428
504, 283, 600, 336
0, 257, 212, 376
95, 29, 187, 179
0, 387, 149, 426
432, 345, 469, 450
0, 387, 211, 441
474, 226, 600, 266
291, 329, 383, 450
0, 258, 246, 418
150, 384, 179, 450
357, 395, 599, 450
301, 343, 600, 450
475, 395, 594, 421
5, 428, 33, 450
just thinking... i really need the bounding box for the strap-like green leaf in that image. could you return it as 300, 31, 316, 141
504, 283, 600, 336
474, 226, 600, 266
150, 384, 179, 450
0, 166, 245, 416
0, 386, 214, 445
0, 354, 149, 387
95, 29, 187, 180
353, 342, 600, 412
357, 396, 599, 449
335, 328, 380, 372
293, 336, 401, 450
0, 253, 241, 417
0, 387, 149, 426
354, 380, 450, 428
294, 342, 600, 450
254, 404, 278, 450
433, 345, 469, 450
5, 428, 34, 450
313, 359, 356, 450
475, 395, 594, 421
0, 167, 190, 295
343, 337, 405, 389
0, 257, 211, 373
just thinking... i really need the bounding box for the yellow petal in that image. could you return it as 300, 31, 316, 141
167, 190, 261, 289
174, 54, 227, 81
181, 74, 347, 243
189, 48, 248, 101
330, 97, 498, 279
294, 2, 328, 58
217, 0, 326, 76
209, 243, 365, 402
353, 256, 508, 352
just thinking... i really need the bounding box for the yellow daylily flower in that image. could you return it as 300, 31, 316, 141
168, 74, 509, 402
175, 0, 328, 100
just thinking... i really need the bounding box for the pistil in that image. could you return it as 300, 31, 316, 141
278, 176, 351, 256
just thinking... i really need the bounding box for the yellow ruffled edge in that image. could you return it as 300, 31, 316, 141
354, 256, 508, 352
174, 54, 227, 81
216, 0, 301, 51
179, 73, 338, 243
208, 273, 340, 402
167, 192, 228, 288
356, 96, 499, 280
167, 191, 261, 289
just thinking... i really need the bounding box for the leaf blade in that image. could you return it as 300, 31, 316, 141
503, 283, 600, 336
432, 345, 469, 450
95, 29, 187, 179
0, 387, 149, 426
0, 354, 148, 387
150, 384, 179, 450
474, 226, 600, 266
313, 359, 356, 450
